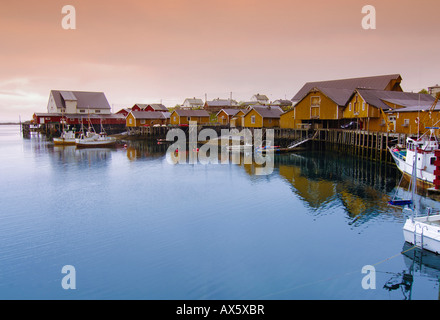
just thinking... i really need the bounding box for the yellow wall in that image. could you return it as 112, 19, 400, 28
243, 109, 280, 128
294, 91, 340, 121
170, 112, 210, 125
217, 111, 229, 124
280, 109, 295, 129
126, 113, 167, 127
126, 113, 136, 127
244, 109, 263, 128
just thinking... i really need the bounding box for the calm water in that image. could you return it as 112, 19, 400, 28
1, 125, 440, 300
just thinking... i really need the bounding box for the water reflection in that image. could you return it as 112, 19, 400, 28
384, 242, 440, 300
274, 151, 403, 224
51, 146, 113, 166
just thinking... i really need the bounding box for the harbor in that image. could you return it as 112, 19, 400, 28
3, 123, 440, 300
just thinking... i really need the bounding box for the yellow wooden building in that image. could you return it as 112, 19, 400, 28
281, 87, 352, 129
343, 89, 436, 134
243, 106, 283, 128
169, 109, 210, 125
126, 111, 170, 127
216, 109, 241, 125
230, 110, 246, 127
282, 74, 404, 130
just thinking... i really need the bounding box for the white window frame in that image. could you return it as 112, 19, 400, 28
251, 115, 256, 124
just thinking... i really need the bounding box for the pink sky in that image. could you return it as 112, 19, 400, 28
0, 0, 439, 122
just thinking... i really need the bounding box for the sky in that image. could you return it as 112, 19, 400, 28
0, 0, 439, 122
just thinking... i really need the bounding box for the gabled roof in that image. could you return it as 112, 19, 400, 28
183, 98, 204, 105
50, 90, 111, 110
172, 109, 210, 117
148, 104, 168, 111
356, 89, 435, 110
318, 87, 354, 106
216, 109, 241, 117
129, 111, 168, 120
206, 99, 238, 107
249, 106, 283, 118
252, 94, 269, 101
291, 74, 402, 102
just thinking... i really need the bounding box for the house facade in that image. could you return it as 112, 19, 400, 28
216, 109, 241, 125
251, 94, 270, 105
170, 110, 210, 125
47, 90, 112, 115
182, 98, 204, 109
126, 111, 170, 127
243, 106, 283, 128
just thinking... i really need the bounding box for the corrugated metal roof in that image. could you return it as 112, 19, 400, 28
59, 91, 77, 101
251, 106, 283, 118
317, 87, 354, 106
174, 109, 210, 117
51, 90, 111, 110
292, 74, 402, 102
216, 109, 241, 116
357, 89, 435, 110
148, 104, 168, 111
130, 111, 167, 120
206, 99, 238, 107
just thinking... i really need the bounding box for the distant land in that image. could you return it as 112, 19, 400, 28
0, 122, 20, 125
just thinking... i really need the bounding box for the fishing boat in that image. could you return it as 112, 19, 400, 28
399, 146, 440, 254
75, 118, 116, 148
53, 113, 76, 146
53, 129, 76, 146
389, 128, 440, 189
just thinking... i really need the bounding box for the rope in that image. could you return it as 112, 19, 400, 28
259, 245, 418, 298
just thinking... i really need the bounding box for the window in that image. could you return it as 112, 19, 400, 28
95, 110, 101, 113
187, 117, 191, 121
173, 116, 176, 122
362, 102, 365, 111
349, 103, 352, 112
251, 115, 256, 124
141, 120, 145, 124
80, 110, 85, 113
403, 119, 410, 127
129, 118, 133, 124
268, 119, 272, 124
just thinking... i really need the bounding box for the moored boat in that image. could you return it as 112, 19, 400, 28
53, 130, 76, 146
398, 144, 440, 254
389, 128, 440, 189
75, 131, 116, 148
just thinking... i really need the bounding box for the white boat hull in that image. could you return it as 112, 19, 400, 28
403, 214, 440, 254
76, 139, 116, 148
390, 149, 435, 186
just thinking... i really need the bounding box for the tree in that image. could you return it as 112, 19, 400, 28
418, 89, 428, 94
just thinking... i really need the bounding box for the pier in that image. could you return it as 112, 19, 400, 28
22, 120, 407, 165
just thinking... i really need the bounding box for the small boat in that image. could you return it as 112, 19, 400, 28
389, 128, 440, 189
401, 147, 440, 254
75, 118, 116, 148
53, 129, 76, 146
75, 132, 116, 148
53, 113, 76, 145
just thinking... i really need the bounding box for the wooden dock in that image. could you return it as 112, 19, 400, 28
22, 120, 407, 164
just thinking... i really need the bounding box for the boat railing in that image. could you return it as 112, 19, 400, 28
391, 148, 406, 161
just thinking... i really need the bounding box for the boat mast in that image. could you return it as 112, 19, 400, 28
410, 149, 418, 221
